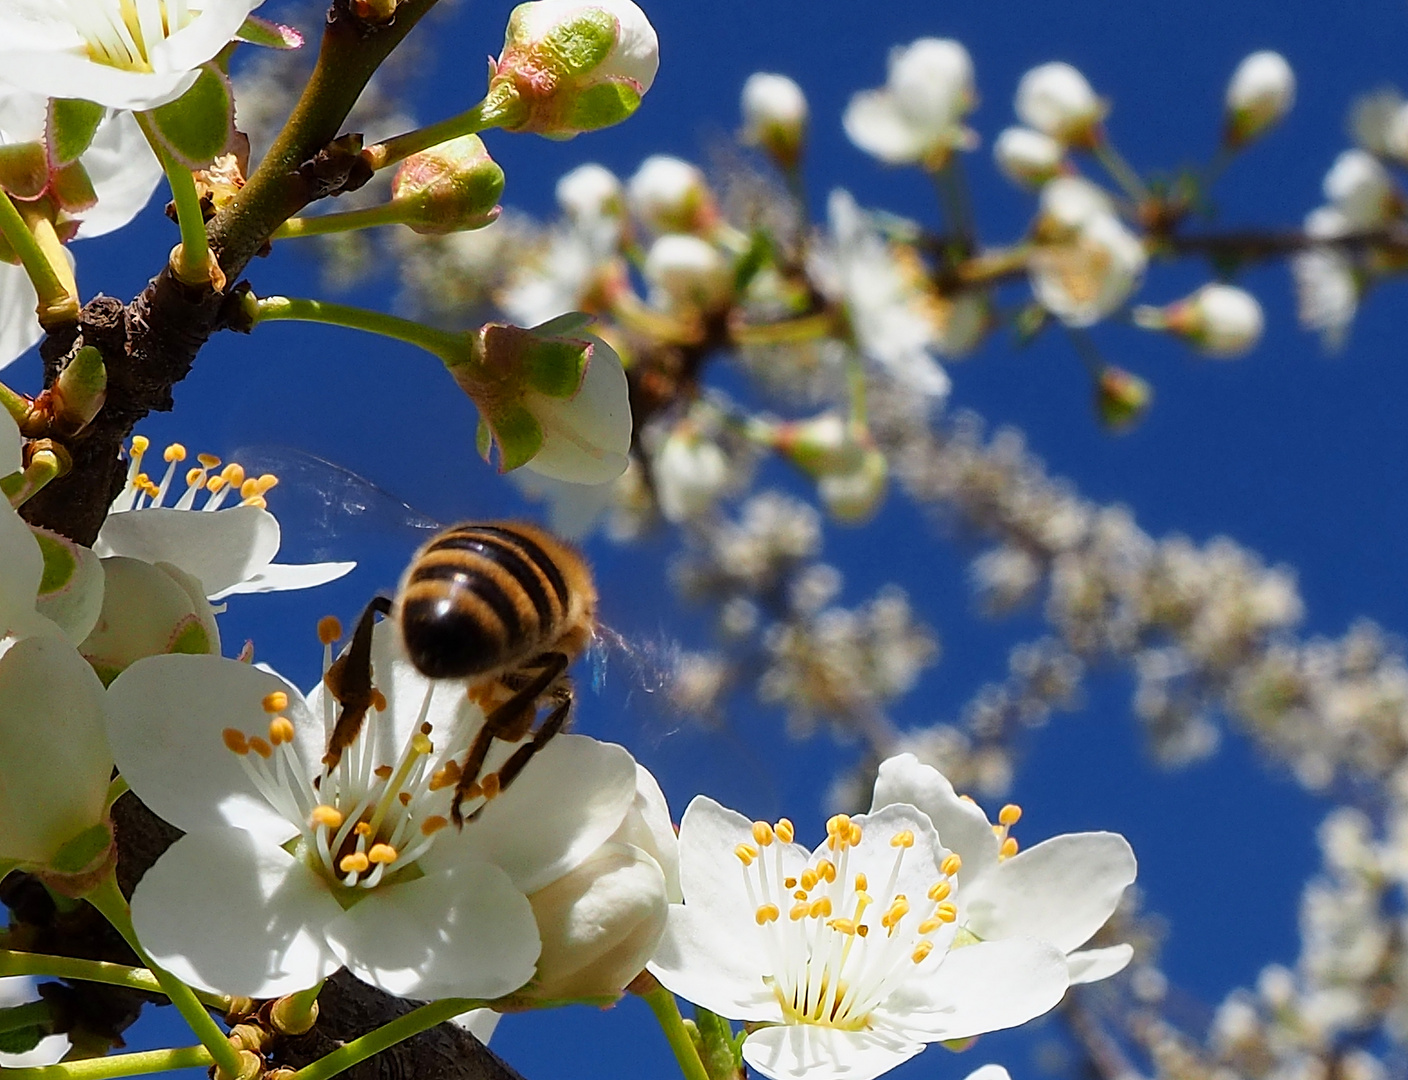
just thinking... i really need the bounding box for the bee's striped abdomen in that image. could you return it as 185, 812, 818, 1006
397, 522, 579, 680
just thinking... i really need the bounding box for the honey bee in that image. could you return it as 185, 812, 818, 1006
322, 521, 597, 826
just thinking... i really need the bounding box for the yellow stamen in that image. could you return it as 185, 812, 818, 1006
339, 852, 369, 874
736, 844, 758, 866
890, 830, 915, 848
429, 761, 462, 791
268, 716, 295, 745
197, 453, 221, 469
855, 872, 868, 892
809, 897, 832, 918
1000, 836, 1019, 859
185, 466, 204, 488
131, 435, 150, 455
318, 616, 342, 644
828, 918, 857, 935
481, 773, 501, 800
311, 805, 343, 829
936, 902, 957, 922
755, 904, 780, 925
373, 765, 394, 780
817, 859, 836, 883
163, 443, 186, 463
800, 868, 818, 890
918, 917, 943, 934
222, 728, 249, 754
998, 803, 1022, 826
849, 822, 862, 846
793, 890, 807, 900
262, 691, 289, 713
222, 463, 246, 488
248, 737, 272, 758
911, 941, 934, 964
399, 792, 412, 806
857, 924, 869, 938
367, 843, 397, 865
421, 815, 450, 835
753, 820, 775, 847
240, 478, 260, 500
790, 902, 809, 921
927, 880, 951, 902
941, 853, 962, 877
775, 818, 795, 843
784, 876, 798, 889
256, 474, 279, 493
371, 689, 388, 711
206, 475, 227, 494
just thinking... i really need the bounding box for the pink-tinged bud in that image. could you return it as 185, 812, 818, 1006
391, 135, 504, 235
490, 0, 659, 140
1094, 367, 1151, 432
1224, 51, 1295, 148
1015, 62, 1105, 147
741, 72, 808, 168
1134, 283, 1264, 359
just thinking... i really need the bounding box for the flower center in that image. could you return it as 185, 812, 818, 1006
219, 619, 492, 894
115, 437, 279, 513
735, 813, 962, 1032
68, 0, 199, 73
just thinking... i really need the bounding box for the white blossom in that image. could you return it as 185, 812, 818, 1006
842, 39, 976, 167
741, 73, 808, 164
1015, 62, 1104, 145
644, 234, 733, 313
1225, 51, 1295, 145
627, 155, 716, 235
993, 126, 1065, 188
1133, 283, 1265, 358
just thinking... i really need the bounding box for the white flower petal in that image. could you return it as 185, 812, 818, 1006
0, 410, 20, 475
0, 634, 109, 865
0, 262, 42, 371
326, 862, 539, 1001
105, 654, 308, 843
845, 804, 946, 906
210, 560, 357, 599
73, 110, 164, 239
0, 502, 44, 640
879, 938, 1068, 1041
870, 754, 1000, 879
453, 1007, 501, 1044
130, 828, 344, 998
962, 1067, 1013, 1080
610, 762, 681, 902
741, 1023, 923, 1080
962, 832, 1136, 952
843, 91, 926, 164
648, 904, 782, 1022
93, 504, 281, 597
525, 335, 632, 485
1066, 943, 1134, 984
434, 734, 638, 895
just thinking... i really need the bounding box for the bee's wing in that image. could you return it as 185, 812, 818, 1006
229, 445, 442, 562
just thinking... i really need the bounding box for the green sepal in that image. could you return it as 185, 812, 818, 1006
146, 64, 236, 169
482, 404, 544, 473
694, 1008, 744, 1080
170, 618, 214, 656
561, 80, 641, 135
0, 472, 23, 500
941, 1036, 978, 1052
0, 1023, 46, 1056
476, 417, 493, 461
49, 821, 113, 875
1011, 301, 1048, 347
0, 142, 50, 200
733, 230, 775, 293
236, 14, 305, 49
47, 98, 105, 167
48, 159, 97, 214
31, 530, 78, 596
523, 337, 589, 399
541, 7, 617, 77
535, 312, 594, 336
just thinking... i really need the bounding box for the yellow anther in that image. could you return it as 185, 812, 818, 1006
222, 728, 250, 755
935, 905, 957, 924
849, 822, 862, 846
131, 435, 150, 454
354, 822, 372, 837
753, 821, 775, 847
755, 903, 780, 925
784, 876, 798, 889
206, 475, 227, 494
1000, 836, 1019, 860
373, 765, 394, 780
881, 897, 910, 929
240, 478, 260, 500
339, 852, 369, 874
827, 814, 850, 837
854, 872, 868, 892
481, 773, 501, 800
222, 463, 246, 488
367, 843, 398, 865
420, 722, 433, 736
793, 890, 808, 900
857, 924, 869, 938
197, 453, 221, 469
941, 853, 962, 877
242, 496, 267, 510
262, 691, 289, 713
775, 818, 795, 843
790, 902, 810, 921
248, 736, 272, 758
317, 616, 342, 645
800, 868, 818, 891
429, 762, 461, 791
991, 824, 1004, 837
133, 472, 151, 490
918, 917, 943, 935
421, 815, 450, 835
927, 880, 951, 902
311, 805, 343, 829
735, 843, 758, 866
268, 716, 295, 745
460, 781, 484, 801
257, 474, 279, 493
911, 941, 934, 964
890, 830, 915, 848
828, 918, 857, 935
163, 443, 186, 462
370, 689, 387, 711
998, 803, 1022, 826
809, 897, 832, 918
185, 466, 204, 487
399, 792, 411, 806
817, 859, 836, 883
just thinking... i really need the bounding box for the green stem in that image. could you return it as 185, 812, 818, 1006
0, 949, 229, 1012
271, 202, 410, 239
249, 296, 464, 360
103, 776, 129, 813
85, 876, 242, 1079
730, 311, 834, 347
1090, 139, 1149, 203
642, 985, 711, 1080
930, 156, 976, 256
362, 97, 519, 172
135, 114, 218, 288
0, 999, 53, 1036
1, 1045, 212, 1080
288, 998, 482, 1080
0, 190, 78, 327
0, 382, 32, 428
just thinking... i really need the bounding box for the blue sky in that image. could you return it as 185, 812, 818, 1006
21, 0, 1408, 1076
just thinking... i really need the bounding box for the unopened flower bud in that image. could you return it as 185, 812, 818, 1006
49, 346, 107, 437
489, 0, 659, 140
1094, 367, 1151, 432
775, 412, 862, 476
818, 446, 888, 524
740, 72, 808, 168
31, 528, 104, 644
556, 162, 625, 222
1224, 51, 1295, 148
644, 234, 733, 312
1134, 283, 1264, 359
526, 841, 668, 1001
654, 426, 730, 522
391, 135, 504, 235
994, 126, 1065, 188
628, 155, 716, 234
1034, 176, 1115, 239
1323, 149, 1400, 228
79, 557, 221, 685
1015, 62, 1105, 147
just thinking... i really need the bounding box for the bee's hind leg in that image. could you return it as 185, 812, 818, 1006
462, 686, 574, 825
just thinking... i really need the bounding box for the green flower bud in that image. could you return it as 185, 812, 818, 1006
391, 135, 505, 235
